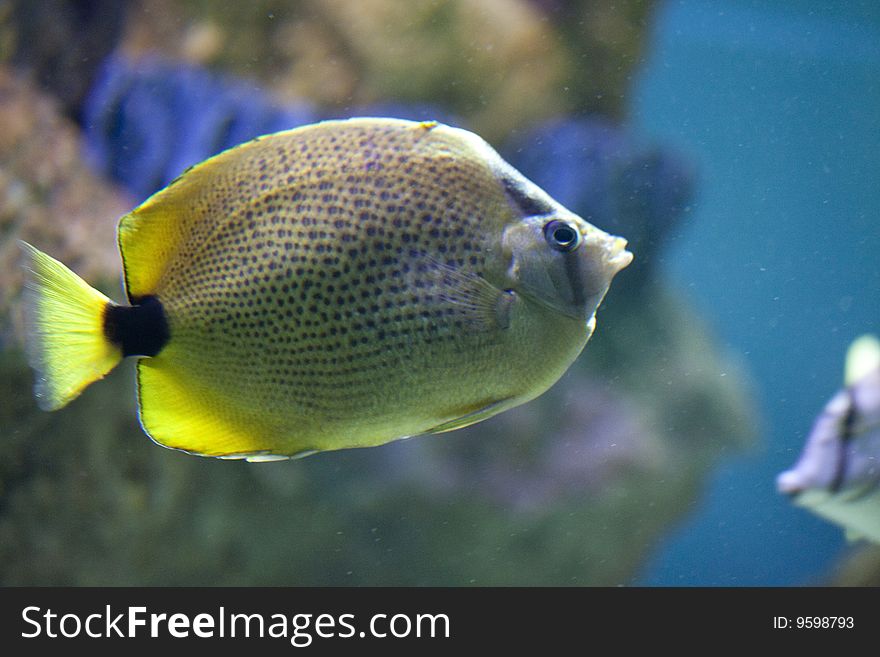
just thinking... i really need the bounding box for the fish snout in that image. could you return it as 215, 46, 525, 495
580, 229, 633, 295
776, 469, 806, 496
601, 234, 634, 277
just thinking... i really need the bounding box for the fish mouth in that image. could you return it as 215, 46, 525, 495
776, 469, 806, 496
602, 236, 634, 275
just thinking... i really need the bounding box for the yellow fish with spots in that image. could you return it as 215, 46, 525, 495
20, 118, 632, 461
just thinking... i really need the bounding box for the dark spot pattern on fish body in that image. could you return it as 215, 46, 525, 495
154, 122, 505, 418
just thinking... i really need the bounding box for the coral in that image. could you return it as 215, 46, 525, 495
109, 0, 576, 142
3, 0, 128, 121
3, 0, 656, 138
299, 0, 569, 141
83, 54, 316, 200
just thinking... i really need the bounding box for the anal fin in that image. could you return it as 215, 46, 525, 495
136, 350, 286, 458
423, 398, 513, 434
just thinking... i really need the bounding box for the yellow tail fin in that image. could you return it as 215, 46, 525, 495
19, 242, 122, 410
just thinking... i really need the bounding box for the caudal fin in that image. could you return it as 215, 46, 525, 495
19, 242, 122, 410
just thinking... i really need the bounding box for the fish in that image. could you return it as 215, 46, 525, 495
20, 117, 632, 461
777, 334, 880, 542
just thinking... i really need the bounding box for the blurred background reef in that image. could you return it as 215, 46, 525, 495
0, 0, 763, 585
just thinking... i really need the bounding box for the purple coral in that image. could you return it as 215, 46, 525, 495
82, 54, 316, 199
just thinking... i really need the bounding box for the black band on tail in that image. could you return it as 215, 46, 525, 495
103, 295, 170, 357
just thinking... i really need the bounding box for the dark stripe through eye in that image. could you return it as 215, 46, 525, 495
501, 175, 554, 218
562, 250, 586, 306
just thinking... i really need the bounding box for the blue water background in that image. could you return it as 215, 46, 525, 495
632, 0, 880, 585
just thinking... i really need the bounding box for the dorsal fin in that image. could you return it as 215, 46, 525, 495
117, 131, 281, 299
845, 334, 880, 387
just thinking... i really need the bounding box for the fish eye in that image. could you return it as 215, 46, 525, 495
543, 220, 580, 252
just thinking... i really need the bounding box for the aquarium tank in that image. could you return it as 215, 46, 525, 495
0, 0, 877, 587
